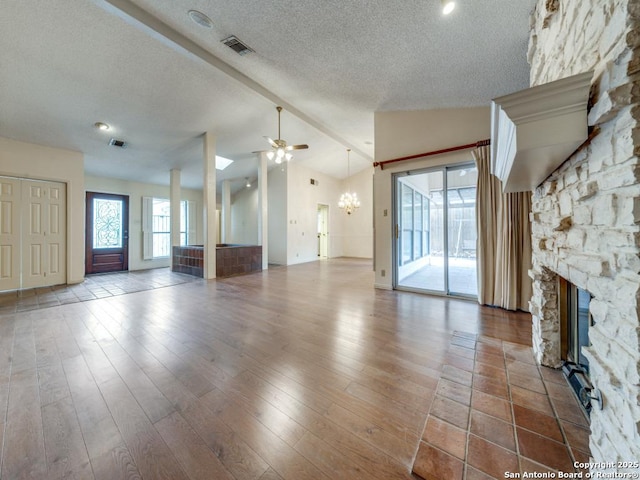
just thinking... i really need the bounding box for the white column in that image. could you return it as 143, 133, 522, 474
203, 132, 217, 279
258, 152, 269, 269
170, 168, 181, 248
221, 179, 231, 243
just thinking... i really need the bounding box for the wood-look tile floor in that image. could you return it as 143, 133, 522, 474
0, 258, 540, 479
0, 269, 200, 315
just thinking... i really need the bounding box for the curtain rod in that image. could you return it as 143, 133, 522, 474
373, 139, 491, 170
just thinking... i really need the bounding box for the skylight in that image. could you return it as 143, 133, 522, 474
215, 156, 233, 170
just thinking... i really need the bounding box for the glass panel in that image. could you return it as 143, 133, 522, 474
577, 287, 591, 372
152, 198, 171, 258
397, 171, 444, 292
401, 184, 413, 264
180, 200, 187, 246
422, 199, 429, 255
93, 198, 122, 249
447, 167, 478, 296
413, 192, 422, 259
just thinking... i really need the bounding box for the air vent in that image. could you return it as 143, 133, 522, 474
109, 138, 127, 148
221, 35, 254, 56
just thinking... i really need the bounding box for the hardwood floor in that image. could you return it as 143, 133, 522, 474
0, 258, 532, 479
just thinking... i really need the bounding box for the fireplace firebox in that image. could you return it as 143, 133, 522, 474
559, 277, 598, 414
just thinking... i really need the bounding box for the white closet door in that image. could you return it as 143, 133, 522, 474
0, 177, 21, 291
44, 182, 66, 286
21, 180, 66, 289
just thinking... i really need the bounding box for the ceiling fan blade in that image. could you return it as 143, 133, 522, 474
287, 144, 309, 150
264, 136, 278, 148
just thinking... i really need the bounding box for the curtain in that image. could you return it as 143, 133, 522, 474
473, 145, 532, 311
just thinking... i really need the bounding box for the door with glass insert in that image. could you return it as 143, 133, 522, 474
85, 192, 129, 274
394, 164, 477, 297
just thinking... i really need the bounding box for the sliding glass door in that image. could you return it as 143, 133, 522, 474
394, 164, 477, 297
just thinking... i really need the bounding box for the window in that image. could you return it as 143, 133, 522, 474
399, 183, 432, 265
180, 200, 189, 246
152, 199, 171, 258
143, 198, 192, 259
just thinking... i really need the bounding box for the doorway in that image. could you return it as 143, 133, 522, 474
85, 192, 129, 274
393, 163, 478, 297
317, 204, 329, 258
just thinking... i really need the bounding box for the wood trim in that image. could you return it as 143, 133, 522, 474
373, 139, 490, 170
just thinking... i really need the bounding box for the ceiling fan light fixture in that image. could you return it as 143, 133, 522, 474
263, 106, 309, 163
442, 0, 455, 15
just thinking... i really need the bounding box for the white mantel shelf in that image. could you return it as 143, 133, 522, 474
490, 71, 593, 193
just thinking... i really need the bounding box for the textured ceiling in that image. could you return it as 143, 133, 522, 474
0, 0, 536, 192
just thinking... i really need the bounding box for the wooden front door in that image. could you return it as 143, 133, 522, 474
85, 192, 129, 274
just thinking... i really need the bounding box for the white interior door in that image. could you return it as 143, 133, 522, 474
0, 177, 21, 291
317, 204, 329, 258
21, 180, 66, 289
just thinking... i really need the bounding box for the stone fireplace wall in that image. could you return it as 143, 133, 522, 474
527, 0, 640, 464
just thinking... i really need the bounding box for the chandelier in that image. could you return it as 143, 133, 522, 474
338, 149, 360, 215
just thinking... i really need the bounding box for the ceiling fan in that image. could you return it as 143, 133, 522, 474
263, 106, 308, 163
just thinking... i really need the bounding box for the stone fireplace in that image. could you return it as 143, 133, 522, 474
527, 0, 640, 466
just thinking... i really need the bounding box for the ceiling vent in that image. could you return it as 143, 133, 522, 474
221, 36, 254, 56
109, 138, 127, 148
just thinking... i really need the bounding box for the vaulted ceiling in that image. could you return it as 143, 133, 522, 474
0, 0, 536, 191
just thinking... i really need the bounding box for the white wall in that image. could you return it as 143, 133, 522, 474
0, 137, 85, 284
230, 185, 259, 245
373, 107, 490, 289
268, 166, 287, 265
340, 166, 374, 259
286, 162, 346, 265
85, 175, 203, 271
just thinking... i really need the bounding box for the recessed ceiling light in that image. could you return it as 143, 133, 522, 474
188, 10, 213, 29
442, 0, 455, 15
94, 122, 110, 131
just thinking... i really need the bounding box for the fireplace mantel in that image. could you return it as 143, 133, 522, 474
490, 71, 593, 193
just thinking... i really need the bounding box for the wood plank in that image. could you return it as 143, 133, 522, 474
213, 398, 332, 480
98, 338, 175, 423
293, 431, 374, 480
97, 376, 190, 480
155, 411, 235, 480
324, 402, 414, 465
90, 443, 142, 480
144, 363, 269, 480
258, 468, 285, 480
62, 355, 124, 460
41, 396, 91, 478
2, 368, 47, 479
